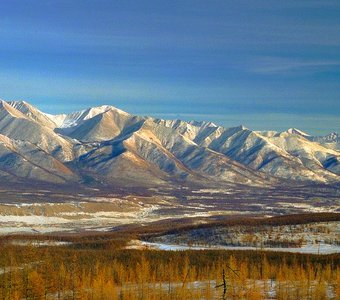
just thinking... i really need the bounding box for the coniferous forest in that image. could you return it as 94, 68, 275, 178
0, 218, 339, 300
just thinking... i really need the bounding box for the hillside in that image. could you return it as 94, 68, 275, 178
0, 99, 337, 187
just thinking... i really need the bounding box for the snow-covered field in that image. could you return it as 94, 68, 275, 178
0, 184, 339, 235
131, 240, 340, 254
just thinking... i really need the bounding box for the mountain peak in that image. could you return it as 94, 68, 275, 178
6, 100, 58, 128
0, 97, 339, 186
317, 132, 339, 143
286, 128, 310, 137
47, 104, 130, 128
188, 120, 218, 128
8, 100, 33, 111
325, 132, 338, 138
0, 100, 29, 119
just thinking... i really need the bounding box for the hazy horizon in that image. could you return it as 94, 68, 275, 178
1, 97, 338, 136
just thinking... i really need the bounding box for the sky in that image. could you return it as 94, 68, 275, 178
0, 0, 339, 135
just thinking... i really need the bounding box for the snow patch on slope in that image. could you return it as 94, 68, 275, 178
46, 105, 129, 128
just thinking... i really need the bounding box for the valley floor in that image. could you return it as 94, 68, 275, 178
0, 183, 339, 235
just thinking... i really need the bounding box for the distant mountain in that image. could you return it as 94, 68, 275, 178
160, 122, 340, 182
0, 99, 338, 187
309, 132, 340, 151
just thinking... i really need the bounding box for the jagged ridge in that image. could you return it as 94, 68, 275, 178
0, 99, 338, 187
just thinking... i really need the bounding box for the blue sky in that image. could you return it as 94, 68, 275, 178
0, 0, 339, 135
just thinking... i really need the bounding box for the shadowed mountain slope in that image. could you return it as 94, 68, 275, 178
0, 99, 338, 187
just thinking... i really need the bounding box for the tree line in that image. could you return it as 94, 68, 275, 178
0, 241, 338, 299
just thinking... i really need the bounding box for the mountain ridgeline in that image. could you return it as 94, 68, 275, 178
0, 100, 339, 187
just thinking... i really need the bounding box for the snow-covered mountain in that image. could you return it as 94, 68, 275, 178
0, 99, 338, 187
308, 132, 340, 151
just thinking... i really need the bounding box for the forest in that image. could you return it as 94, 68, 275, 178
0, 213, 339, 299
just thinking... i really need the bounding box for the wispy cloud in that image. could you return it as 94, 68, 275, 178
248, 57, 340, 74
0, 1, 339, 135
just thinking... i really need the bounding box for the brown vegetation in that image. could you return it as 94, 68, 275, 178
0, 213, 339, 299
0, 239, 339, 299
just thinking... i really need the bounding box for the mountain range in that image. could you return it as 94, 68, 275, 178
0, 99, 339, 187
